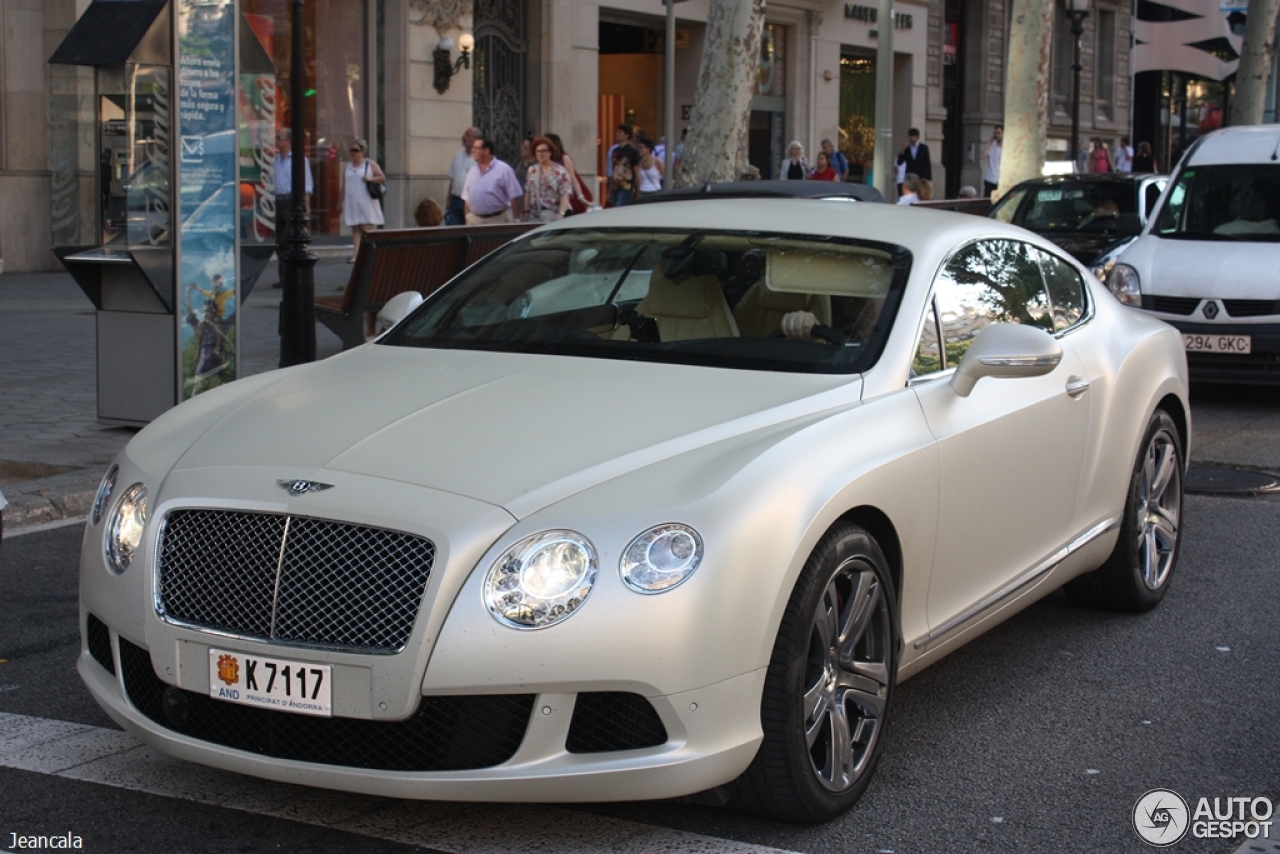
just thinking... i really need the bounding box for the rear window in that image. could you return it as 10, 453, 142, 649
1154, 164, 1280, 242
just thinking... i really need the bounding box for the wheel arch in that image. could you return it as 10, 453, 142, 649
1156, 392, 1189, 465
836, 505, 904, 613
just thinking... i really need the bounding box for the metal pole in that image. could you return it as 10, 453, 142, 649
664, 0, 676, 187
1069, 12, 1084, 173
873, 0, 896, 200
280, 0, 317, 367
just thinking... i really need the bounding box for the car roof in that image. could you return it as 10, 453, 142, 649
633, 180, 887, 204
536, 197, 1039, 254
1185, 124, 1280, 166
1006, 173, 1161, 192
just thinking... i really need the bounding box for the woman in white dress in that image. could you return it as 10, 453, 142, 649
338, 139, 385, 262
635, 135, 664, 196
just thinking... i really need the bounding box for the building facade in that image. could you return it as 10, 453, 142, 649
4, 0, 1268, 274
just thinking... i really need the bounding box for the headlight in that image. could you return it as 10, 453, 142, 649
1108, 263, 1142, 307
105, 483, 148, 574
91, 464, 118, 525
484, 530, 598, 629
620, 523, 703, 593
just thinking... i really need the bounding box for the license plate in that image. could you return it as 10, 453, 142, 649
208, 648, 332, 717
1182, 333, 1251, 354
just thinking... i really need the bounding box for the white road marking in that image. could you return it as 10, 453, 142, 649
2, 516, 87, 537
0, 712, 798, 854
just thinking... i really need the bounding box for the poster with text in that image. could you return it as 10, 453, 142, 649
178, 0, 238, 400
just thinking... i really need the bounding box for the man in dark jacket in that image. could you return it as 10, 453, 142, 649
896, 128, 932, 195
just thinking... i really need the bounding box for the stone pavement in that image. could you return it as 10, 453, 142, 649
1, 258, 351, 533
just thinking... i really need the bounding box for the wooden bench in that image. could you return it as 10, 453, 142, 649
315, 222, 537, 349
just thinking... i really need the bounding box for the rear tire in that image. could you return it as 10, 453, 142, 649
1066, 409, 1183, 612
734, 522, 897, 823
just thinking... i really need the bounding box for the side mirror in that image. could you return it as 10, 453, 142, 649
372, 290, 423, 339
950, 322, 1063, 397
1116, 212, 1143, 236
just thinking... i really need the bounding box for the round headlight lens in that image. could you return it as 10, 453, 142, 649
1108, 263, 1142, 307
484, 530, 597, 629
620, 523, 703, 593
91, 464, 118, 525
105, 483, 148, 574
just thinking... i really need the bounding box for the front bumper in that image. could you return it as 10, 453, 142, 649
1157, 318, 1280, 384
78, 613, 765, 802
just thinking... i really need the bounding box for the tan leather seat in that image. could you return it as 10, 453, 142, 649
614, 270, 739, 341
733, 282, 832, 338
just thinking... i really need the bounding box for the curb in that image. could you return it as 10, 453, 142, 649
1, 467, 102, 535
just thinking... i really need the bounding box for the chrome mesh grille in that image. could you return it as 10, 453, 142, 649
157, 509, 435, 652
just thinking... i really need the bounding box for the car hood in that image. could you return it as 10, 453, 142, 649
171, 345, 861, 518
1138, 237, 1280, 299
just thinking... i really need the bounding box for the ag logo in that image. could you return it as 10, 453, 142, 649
1134, 788, 1190, 846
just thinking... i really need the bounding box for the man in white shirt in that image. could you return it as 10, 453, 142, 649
446, 127, 480, 225
273, 129, 313, 285
1113, 136, 1133, 173
981, 125, 1003, 197
897, 173, 921, 205
462, 137, 523, 224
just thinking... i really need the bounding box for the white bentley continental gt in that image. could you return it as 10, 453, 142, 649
79, 200, 1190, 822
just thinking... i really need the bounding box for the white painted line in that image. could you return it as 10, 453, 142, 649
2, 516, 87, 538
0, 712, 799, 854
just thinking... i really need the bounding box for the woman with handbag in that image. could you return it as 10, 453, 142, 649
546, 133, 593, 213
525, 136, 573, 222
338, 139, 385, 262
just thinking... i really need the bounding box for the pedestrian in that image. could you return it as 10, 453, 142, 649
808, 151, 839, 182
605, 123, 633, 179
545, 133, 593, 213
1114, 136, 1133, 173
338, 139, 385, 262
672, 127, 688, 179
524, 136, 573, 222
635, 134, 664, 195
1089, 137, 1113, 173
897, 173, 921, 205
462, 137, 523, 223
445, 126, 479, 225
981, 125, 1003, 197
821, 138, 849, 182
272, 128, 313, 286
957, 185, 978, 199
1132, 141, 1158, 173
780, 140, 808, 180
607, 144, 639, 207
917, 179, 934, 202
896, 128, 932, 188
414, 197, 443, 227
515, 135, 535, 197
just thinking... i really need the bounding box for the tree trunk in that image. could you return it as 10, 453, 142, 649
998, 0, 1054, 198
1231, 0, 1280, 126
675, 0, 767, 187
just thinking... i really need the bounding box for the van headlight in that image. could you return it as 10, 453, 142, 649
484, 530, 598, 629
1108, 264, 1142, 306
105, 483, 148, 574
621, 523, 703, 593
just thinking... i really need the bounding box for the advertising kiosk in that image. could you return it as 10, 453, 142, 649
50, 0, 277, 426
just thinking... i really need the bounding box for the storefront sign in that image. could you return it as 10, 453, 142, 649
177, 0, 238, 400
845, 4, 913, 29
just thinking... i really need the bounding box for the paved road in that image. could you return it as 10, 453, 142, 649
2, 490, 1275, 853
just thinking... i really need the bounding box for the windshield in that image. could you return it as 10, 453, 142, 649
1011, 181, 1138, 233
381, 228, 911, 374
1154, 164, 1280, 241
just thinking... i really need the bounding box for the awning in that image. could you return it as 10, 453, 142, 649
49, 0, 170, 67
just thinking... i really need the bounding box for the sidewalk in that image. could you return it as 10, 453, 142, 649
1, 258, 351, 533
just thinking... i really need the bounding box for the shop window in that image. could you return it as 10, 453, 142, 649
839, 55, 876, 184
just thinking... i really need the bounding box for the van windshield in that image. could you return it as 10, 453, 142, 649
1153, 164, 1280, 242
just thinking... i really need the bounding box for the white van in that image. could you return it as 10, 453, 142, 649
1106, 124, 1280, 383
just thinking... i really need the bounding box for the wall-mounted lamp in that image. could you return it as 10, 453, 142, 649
433, 33, 474, 94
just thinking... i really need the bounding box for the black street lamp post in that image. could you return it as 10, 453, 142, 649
279, 0, 317, 367
1066, 0, 1090, 171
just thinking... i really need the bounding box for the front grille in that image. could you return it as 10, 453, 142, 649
119, 638, 533, 771
1145, 296, 1201, 316
157, 510, 435, 653
566, 692, 668, 753
1224, 300, 1280, 318
86, 612, 115, 675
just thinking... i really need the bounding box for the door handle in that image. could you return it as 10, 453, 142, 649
1065, 376, 1091, 398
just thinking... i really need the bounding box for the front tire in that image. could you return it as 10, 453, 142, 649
1066, 409, 1183, 612
735, 522, 898, 823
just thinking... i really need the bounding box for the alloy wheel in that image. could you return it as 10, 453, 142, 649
1138, 429, 1181, 591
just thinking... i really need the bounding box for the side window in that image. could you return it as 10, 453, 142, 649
1035, 248, 1086, 331
913, 300, 943, 376
932, 240, 1053, 366
1144, 182, 1164, 221
989, 188, 1026, 224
